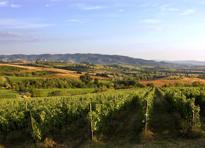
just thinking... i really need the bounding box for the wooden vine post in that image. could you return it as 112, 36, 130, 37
89, 98, 94, 141
144, 99, 148, 135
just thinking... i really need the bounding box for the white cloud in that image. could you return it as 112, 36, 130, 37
197, 0, 205, 5
50, 0, 63, 2
83, 6, 105, 10
0, 0, 8, 7
119, 9, 125, 12
160, 5, 179, 12
180, 9, 196, 16
141, 19, 161, 24
66, 18, 90, 24
46, 0, 63, 6
45, 4, 52, 7
0, 31, 40, 42
0, 0, 22, 8
75, 3, 107, 10
67, 19, 82, 23
0, 18, 54, 29
10, 4, 21, 8
139, 18, 163, 32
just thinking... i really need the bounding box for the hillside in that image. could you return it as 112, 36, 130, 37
0, 53, 174, 67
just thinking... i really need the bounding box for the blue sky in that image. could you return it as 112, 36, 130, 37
0, 0, 205, 60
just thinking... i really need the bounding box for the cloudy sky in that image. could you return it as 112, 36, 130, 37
0, 0, 205, 60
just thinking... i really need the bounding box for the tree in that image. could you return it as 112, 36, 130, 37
80, 73, 92, 84
114, 79, 137, 89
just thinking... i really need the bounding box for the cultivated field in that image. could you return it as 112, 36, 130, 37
1, 62, 205, 147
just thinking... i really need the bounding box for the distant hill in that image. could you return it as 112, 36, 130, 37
170, 60, 205, 66
0, 53, 194, 68
0, 53, 158, 64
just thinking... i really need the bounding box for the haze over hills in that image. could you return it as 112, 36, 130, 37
169, 61, 205, 66
0, 53, 173, 66
0, 53, 204, 67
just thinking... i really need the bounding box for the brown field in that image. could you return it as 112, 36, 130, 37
140, 77, 205, 87
0, 63, 107, 79
0, 63, 81, 78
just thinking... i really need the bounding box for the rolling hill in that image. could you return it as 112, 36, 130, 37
0, 53, 179, 67
1, 53, 205, 69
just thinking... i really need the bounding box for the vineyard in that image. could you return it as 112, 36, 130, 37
0, 87, 205, 147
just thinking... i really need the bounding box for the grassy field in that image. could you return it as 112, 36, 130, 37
0, 66, 25, 73
0, 87, 97, 98
0, 63, 81, 78
0, 89, 20, 99
31, 88, 96, 97
7, 76, 42, 82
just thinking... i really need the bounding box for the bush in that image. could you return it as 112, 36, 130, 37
114, 79, 137, 89
80, 73, 92, 84
8, 78, 85, 91
192, 81, 203, 87
146, 83, 155, 87
48, 90, 67, 96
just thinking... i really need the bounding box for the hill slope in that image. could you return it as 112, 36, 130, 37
0, 53, 175, 67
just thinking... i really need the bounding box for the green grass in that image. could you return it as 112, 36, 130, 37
31, 88, 96, 97
0, 66, 25, 73
7, 76, 42, 82
0, 89, 20, 99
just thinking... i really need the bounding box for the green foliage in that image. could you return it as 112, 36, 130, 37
0, 89, 147, 141
6, 77, 84, 91
1, 86, 205, 143
141, 88, 155, 135
0, 89, 20, 99
114, 79, 139, 89
57, 64, 92, 72
0, 77, 7, 87
31, 88, 95, 97
163, 87, 202, 134
0, 66, 25, 74
30, 112, 42, 141
80, 73, 92, 84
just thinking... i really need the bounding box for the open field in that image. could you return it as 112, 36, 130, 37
0, 63, 81, 78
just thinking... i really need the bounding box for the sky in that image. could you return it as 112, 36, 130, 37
0, 0, 205, 60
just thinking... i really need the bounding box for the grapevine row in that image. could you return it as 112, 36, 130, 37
0, 88, 148, 141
